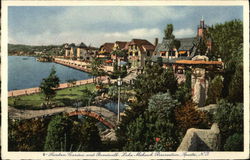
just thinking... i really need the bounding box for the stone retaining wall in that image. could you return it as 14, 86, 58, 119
177, 123, 220, 151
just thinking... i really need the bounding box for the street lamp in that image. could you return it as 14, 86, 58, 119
117, 76, 122, 123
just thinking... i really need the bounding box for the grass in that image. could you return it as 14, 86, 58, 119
8, 84, 96, 110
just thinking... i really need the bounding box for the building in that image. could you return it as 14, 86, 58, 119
64, 43, 76, 59
127, 39, 155, 68
76, 42, 88, 60
98, 43, 114, 58
153, 18, 211, 62
111, 41, 129, 63
65, 42, 98, 61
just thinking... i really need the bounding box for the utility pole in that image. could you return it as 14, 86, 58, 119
117, 76, 122, 123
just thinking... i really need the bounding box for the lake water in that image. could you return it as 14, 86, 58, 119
104, 101, 125, 114
8, 56, 92, 91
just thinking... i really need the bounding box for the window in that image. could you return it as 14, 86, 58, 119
169, 50, 175, 56
161, 52, 166, 56
130, 52, 133, 56
135, 52, 138, 56
147, 51, 150, 56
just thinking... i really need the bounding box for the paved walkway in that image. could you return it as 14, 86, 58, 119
9, 105, 117, 128
8, 78, 93, 97
8, 77, 107, 97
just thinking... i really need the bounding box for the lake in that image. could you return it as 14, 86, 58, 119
8, 56, 92, 91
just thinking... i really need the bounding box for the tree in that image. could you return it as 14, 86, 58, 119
214, 100, 243, 150
228, 61, 243, 103
223, 133, 243, 151
123, 92, 180, 151
174, 69, 192, 104
71, 117, 101, 151
116, 64, 178, 149
44, 115, 73, 151
164, 24, 175, 39
206, 75, 224, 104
39, 66, 60, 106
175, 101, 210, 135
133, 63, 178, 104
90, 57, 104, 83
44, 115, 101, 151
164, 24, 180, 52
9, 118, 50, 151
208, 19, 243, 63
208, 20, 243, 103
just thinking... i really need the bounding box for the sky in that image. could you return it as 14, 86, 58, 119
8, 6, 243, 47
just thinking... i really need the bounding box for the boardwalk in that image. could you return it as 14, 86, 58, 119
54, 58, 92, 73
9, 106, 117, 128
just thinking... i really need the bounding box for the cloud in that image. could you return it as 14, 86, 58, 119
9, 28, 161, 47
8, 6, 243, 46
104, 28, 161, 39
174, 28, 196, 38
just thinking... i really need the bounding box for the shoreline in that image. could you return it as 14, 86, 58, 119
8, 77, 107, 97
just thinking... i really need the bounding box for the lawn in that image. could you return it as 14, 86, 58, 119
8, 84, 97, 110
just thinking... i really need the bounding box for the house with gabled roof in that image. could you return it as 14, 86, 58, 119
127, 39, 155, 68
111, 41, 129, 63
64, 42, 97, 61
98, 42, 114, 59
76, 42, 88, 60
113, 41, 128, 51
152, 19, 211, 64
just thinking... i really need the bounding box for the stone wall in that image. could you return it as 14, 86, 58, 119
177, 123, 220, 151
191, 68, 209, 107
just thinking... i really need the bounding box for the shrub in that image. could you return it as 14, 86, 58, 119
206, 75, 224, 104
214, 100, 243, 150
8, 118, 50, 151
123, 92, 180, 151
175, 101, 210, 134
224, 133, 243, 151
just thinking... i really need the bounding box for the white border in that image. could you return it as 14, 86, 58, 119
1, 1, 249, 159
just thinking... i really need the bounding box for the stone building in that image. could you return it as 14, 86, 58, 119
65, 42, 97, 60
98, 43, 114, 58
76, 42, 88, 60
127, 39, 155, 68
111, 41, 129, 63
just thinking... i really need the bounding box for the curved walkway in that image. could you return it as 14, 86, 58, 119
8, 105, 117, 128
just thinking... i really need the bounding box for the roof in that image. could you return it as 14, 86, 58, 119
155, 37, 196, 54
69, 43, 75, 47
142, 44, 155, 51
100, 43, 114, 53
77, 42, 87, 48
115, 41, 127, 50
124, 42, 130, 50
176, 37, 195, 50
175, 60, 223, 65
128, 39, 155, 53
154, 38, 173, 53
129, 39, 153, 46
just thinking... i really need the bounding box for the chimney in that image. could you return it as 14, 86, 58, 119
154, 38, 158, 47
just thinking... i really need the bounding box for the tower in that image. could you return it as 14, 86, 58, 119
197, 16, 206, 37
